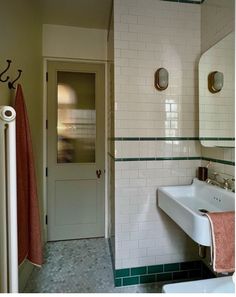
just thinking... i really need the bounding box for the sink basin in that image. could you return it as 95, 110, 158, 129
158, 178, 235, 246
162, 275, 235, 293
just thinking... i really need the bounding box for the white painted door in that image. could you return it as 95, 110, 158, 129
47, 61, 105, 241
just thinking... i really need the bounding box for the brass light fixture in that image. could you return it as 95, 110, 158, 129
154, 68, 168, 91
208, 71, 224, 93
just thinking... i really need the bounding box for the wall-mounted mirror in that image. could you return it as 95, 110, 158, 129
199, 32, 235, 147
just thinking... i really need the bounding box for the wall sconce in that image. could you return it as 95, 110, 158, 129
154, 68, 168, 91
208, 71, 224, 93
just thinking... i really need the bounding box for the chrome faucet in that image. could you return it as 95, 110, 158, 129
206, 172, 220, 186
223, 178, 230, 190
206, 172, 235, 191
206, 178, 222, 187
229, 178, 235, 192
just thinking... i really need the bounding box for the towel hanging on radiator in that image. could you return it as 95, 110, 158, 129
205, 211, 235, 273
14, 84, 43, 266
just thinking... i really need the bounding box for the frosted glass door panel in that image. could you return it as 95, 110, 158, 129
57, 71, 96, 163
47, 61, 105, 241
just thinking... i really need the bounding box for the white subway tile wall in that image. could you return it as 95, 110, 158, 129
114, 0, 201, 138
115, 160, 200, 268
114, 0, 201, 269
115, 140, 201, 159
113, 0, 235, 270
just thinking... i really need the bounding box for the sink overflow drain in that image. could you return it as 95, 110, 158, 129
199, 209, 208, 213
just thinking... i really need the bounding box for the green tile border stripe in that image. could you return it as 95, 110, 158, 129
200, 137, 235, 141
202, 157, 235, 166
111, 137, 234, 141
109, 153, 234, 166
115, 156, 201, 162
114, 260, 215, 287
113, 137, 199, 141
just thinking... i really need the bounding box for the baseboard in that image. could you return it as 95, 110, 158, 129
114, 260, 215, 287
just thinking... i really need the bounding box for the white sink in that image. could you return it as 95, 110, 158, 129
158, 178, 235, 246
162, 275, 235, 293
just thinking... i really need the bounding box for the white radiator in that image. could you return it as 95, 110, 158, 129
0, 106, 18, 293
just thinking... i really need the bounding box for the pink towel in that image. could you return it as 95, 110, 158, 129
205, 211, 235, 273
14, 84, 43, 266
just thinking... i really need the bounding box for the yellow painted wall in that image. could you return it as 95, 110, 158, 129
0, 2, 109, 292
43, 24, 107, 60
0, 0, 43, 291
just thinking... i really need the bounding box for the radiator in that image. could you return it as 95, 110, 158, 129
0, 106, 18, 293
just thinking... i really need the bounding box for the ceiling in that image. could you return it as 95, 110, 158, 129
41, 0, 112, 30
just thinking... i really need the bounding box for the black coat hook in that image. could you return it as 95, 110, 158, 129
8, 69, 22, 89
0, 59, 12, 82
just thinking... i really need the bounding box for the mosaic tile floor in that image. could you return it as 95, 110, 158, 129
23, 238, 164, 293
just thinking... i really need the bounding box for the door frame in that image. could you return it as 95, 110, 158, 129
42, 58, 109, 243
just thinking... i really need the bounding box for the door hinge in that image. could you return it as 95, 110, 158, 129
46, 72, 48, 82
46, 167, 48, 177
45, 215, 48, 225
46, 119, 48, 129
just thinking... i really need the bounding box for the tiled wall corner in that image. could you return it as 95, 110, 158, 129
107, 8, 115, 264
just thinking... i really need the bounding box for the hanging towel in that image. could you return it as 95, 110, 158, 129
14, 84, 43, 266
205, 211, 235, 273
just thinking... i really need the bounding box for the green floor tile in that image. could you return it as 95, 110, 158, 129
156, 273, 172, 281
131, 266, 147, 276
164, 263, 179, 272
148, 264, 163, 274
173, 271, 188, 280
114, 278, 122, 287
123, 276, 140, 286
115, 268, 130, 278
140, 275, 156, 284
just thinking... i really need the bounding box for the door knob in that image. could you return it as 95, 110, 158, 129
96, 169, 102, 179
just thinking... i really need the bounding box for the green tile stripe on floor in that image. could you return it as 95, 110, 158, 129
115, 268, 130, 278
114, 260, 214, 287
140, 274, 156, 284
131, 266, 147, 276
114, 278, 122, 287
148, 264, 163, 274
123, 276, 139, 286
164, 263, 180, 272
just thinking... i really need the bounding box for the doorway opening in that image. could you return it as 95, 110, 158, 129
46, 61, 106, 241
